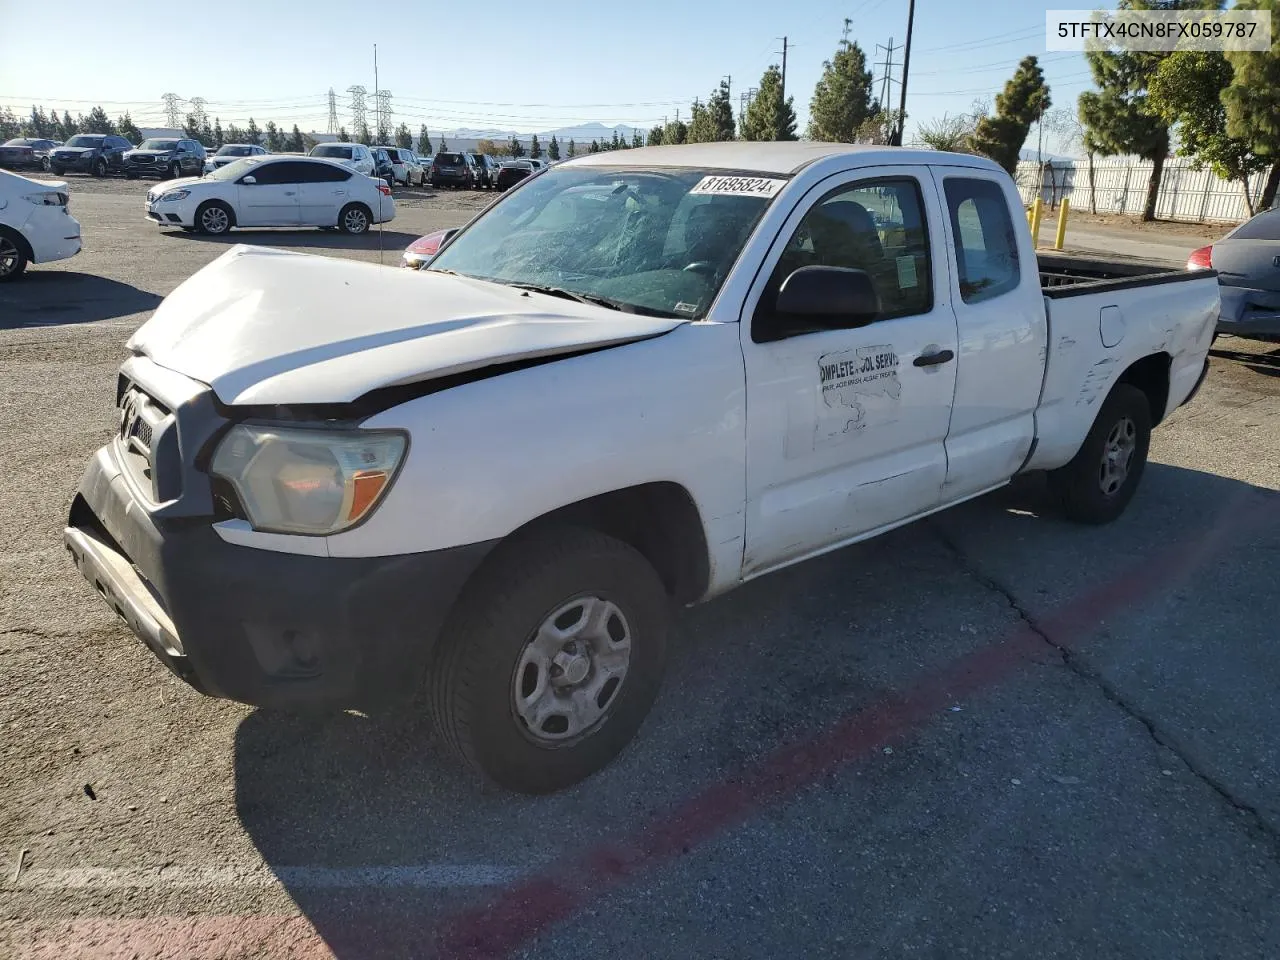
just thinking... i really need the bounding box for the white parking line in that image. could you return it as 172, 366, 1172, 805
12, 863, 522, 891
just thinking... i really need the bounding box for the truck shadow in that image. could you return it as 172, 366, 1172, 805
232, 464, 1279, 959
0, 272, 162, 328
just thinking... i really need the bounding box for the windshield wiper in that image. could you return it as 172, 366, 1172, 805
504, 283, 679, 318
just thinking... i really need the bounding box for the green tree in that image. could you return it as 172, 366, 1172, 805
475, 139, 500, 156
970, 56, 1051, 173
531, 133, 542, 158
418, 126, 432, 155
567, 138, 577, 157
439, 136, 448, 150
687, 99, 712, 143
647, 124, 663, 146
917, 113, 980, 152
741, 65, 797, 141
1078, 0, 1213, 221
632, 131, 643, 148
245, 117, 262, 146
395, 122, 413, 149
508, 135, 525, 158
200, 116, 214, 146
183, 113, 202, 140
1224, 0, 1280, 209
213, 118, 224, 147
82, 106, 115, 134
338, 126, 350, 142
589, 139, 600, 154
117, 112, 143, 145
264, 121, 282, 152
25, 106, 49, 137
709, 78, 736, 140
610, 130, 621, 150
548, 134, 560, 160
60, 110, 77, 141
808, 38, 877, 141
226, 123, 246, 144
0, 107, 20, 140
1150, 50, 1269, 213
289, 124, 305, 152
662, 117, 688, 145
357, 123, 372, 145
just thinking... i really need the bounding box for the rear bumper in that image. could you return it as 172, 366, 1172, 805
66, 436, 495, 711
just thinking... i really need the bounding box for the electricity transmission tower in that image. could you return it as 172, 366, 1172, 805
374, 89, 393, 142
347, 85, 368, 138
161, 93, 183, 128
874, 38, 900, 142
327, 88, 339, 134
189, 97, 207, 128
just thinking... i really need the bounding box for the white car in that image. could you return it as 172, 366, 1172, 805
0, 168, 82, 280
308, 142, 375, 177
204, 143, 269, 175
144, 156, 395, 235
68, 144, 1217, 794
379, 147, 424, 186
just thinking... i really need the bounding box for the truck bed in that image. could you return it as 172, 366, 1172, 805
1038, 252, 1214, 295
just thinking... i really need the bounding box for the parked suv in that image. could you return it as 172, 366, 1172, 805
371, 147, 396, 187
49, 134, 133, 177
473, 154, 499, 188
430, 151, 479, 189
307, 142, 375, 177
204, 143, 268, 174
123, 138, 207, 180
378, 146, 424, 186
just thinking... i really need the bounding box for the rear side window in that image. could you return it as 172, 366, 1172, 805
1228, 208, 1280, 241
312, 145, 353, 160
437, 153, 462, 164
943, 177, 1021, 304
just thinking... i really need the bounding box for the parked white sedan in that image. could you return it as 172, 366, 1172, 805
144, 156, 395, 235
0, 168, 82, 280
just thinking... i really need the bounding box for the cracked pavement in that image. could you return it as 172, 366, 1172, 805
2, 177, 1279, 959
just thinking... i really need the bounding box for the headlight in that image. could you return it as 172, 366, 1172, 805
159, 190, 190, 202
25, 192, 67, 206
210, 425, 407, 535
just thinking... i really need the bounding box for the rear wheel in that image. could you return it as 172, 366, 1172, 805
40, 156, 51, 171
194, 200, 233, 235
93, 158, 107, 178
338, 202, 371, 234
50, 166, 64, 176
430, 527, 670, 794
1049, 383, 1152, 524
0, 231, 30, 282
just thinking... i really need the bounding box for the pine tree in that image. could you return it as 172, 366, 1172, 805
589, 139, 600, 154
808, 38, 877, 141
213, 118, 224, 147
647, 125, 664, 146
1223, 0, 1280, 210
970, 56, 1051, 173
687, 99, 713, 143
338, 127, 350, 142
227, 124, 246, 144
27, 106, 48, 138
245, 117, 262, 146
418, 126, 432, 155
183, 113, 202, 140
83, 106, 115, 134
358, 123, 372, 145
264, 121, 282, 152
632, 130, 643, 148
60, 110, 77, 141
117, 113, 143, 145
740, 65, 798, 141
200, 116, 214, 146
289, 124, 305, 152
509, 135, 525, 158
439, 136, 448, 150
531, 133, 542, 158
395, 122, 413, 149
662, 118, 688, 145
548, 134, 560, 160
0, 107, 19, 141
709, 79, 736, 140
567, 138, 577, 157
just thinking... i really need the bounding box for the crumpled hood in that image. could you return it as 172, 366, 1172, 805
128, 245, 686, 406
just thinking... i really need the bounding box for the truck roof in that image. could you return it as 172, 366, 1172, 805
563, 141, 1005, 176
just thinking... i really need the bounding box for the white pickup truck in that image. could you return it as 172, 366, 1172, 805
65, 143, 1218, 793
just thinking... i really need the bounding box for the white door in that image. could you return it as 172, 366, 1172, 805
296, 162, 352, 226
741, 167, 959, 576
930, 169, 1047, 500
236, 160, 303, 226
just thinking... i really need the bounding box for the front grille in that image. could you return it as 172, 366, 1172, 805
117, 386, 171, 500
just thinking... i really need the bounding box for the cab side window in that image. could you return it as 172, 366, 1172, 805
753, 177, 932, 343
943, 177, 1021, 304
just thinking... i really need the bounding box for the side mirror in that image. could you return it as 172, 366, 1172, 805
241, 175, 257, 185
775, 265, 880, 328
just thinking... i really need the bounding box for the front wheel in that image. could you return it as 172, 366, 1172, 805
168, 162, 182, 180
194, 200, 233, 235
93, 158, 107, 178
40, 157, 51, 171
1049, 383, 1152, 524
338, 202, 371, 234
429, 527, 670, 794
50, 166, 63, 176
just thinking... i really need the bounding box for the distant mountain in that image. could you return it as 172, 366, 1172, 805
438, 121, 642, 145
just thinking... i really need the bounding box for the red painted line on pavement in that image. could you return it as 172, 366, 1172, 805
14, 490, 1274, 960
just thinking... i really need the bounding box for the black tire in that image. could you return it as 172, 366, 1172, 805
338, 202, 372, 234
1048, 383, 1152, 525
429, 527, 670, 794
168, 162, 182, 180
50, 166, 63, 177
125, 170, 138, 180
40, 156, 51, 172
93, 158, 107, 178
194, 200, 233, 235
0, 229, 31, 282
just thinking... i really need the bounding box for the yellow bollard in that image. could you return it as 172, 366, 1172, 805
1029, 197, 1044, 249
1054, 197, 1070, 250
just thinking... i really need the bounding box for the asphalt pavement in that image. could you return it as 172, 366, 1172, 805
1, 174, 1278, 960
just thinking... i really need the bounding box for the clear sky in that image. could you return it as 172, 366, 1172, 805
0, 0, 1089, 151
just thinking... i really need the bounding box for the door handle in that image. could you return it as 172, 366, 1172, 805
284, 191, 297, 196
913, 349, 955, 367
